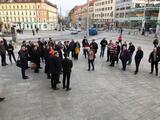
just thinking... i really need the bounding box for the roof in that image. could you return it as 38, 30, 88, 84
89, 0, 96, 6
0, 0, 57, 8
0, 0, 41, 3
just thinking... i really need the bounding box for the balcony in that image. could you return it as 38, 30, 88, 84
129, 6, 159, 13
129, 16, 158, 21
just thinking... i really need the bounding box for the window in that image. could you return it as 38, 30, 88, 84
21, 5, 23, 9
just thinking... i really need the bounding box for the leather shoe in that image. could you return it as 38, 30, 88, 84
23, 76, 29, 80
53, 88, 60, 90
66, 88, 72, 91
0, 97, 5, 102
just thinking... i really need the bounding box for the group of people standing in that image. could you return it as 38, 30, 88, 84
18, 39, 75, 91
0, 35, 160, 102
100, 36, 144, 74
82, 35, 144, 74
0, 38, 16, 66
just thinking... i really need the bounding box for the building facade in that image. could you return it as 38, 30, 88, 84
94, 0, 116, 28
69, 0, 96, 29
68, 6, 78, 27
0, 0, 58, 31
115, 0, 160, 29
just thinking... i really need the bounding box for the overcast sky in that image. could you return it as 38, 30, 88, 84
48, 0, 87, 16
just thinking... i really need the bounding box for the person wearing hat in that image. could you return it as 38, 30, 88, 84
50, 51, 62, 90
62, 53, 73, 91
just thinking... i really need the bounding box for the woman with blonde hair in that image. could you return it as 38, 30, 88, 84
74, 41, 80, 60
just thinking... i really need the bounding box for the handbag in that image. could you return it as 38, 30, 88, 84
16, 56, 21, 68
31, 63, 37, 70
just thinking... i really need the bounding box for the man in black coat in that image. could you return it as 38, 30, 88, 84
32, 45, 40, 73
44, 44, 51, 79
69, 40, 75, 58
62, 53, 73, 91
149, 48, 159, 76
0, 39, 7, 66
128, 42, 135, 65
90, 39, 98, 54
18, 46, 29, 79
134, 46, 143, 74
50, 51, 62, 90
100, 38, 108, 57
7, 41, 16, 64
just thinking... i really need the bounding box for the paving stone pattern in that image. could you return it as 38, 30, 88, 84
0, 32, 160, 120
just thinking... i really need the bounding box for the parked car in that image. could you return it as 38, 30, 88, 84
89, 28, 98, 36
71, 28, 78, 35
77, 28, 82, 32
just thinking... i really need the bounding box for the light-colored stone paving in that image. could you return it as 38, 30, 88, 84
0, 32, 160, 120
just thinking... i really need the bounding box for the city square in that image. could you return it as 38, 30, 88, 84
0, 30, 160, 120
0, 0, 160, 120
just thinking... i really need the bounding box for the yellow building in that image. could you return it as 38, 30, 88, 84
69, 6, 78, 27
0, 0, 58, 31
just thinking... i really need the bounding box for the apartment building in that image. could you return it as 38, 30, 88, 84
94, 0, 116, 27
0, 0, 58, 31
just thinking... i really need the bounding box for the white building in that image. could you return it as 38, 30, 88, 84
94, 0, 116, 27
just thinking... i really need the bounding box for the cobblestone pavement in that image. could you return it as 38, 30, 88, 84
0, 32, 160, 120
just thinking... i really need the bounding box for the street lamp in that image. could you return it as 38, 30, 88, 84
141, 1, 147, 35
156, 5, 160, 36
86, 0, 89, 37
